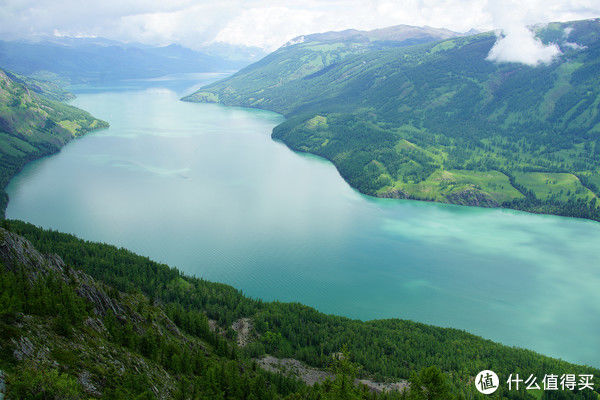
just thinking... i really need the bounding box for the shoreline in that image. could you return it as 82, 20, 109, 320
1, 123, 109, 217
7, 218, 600, 371
5, 88, 598, 369
182, 96, 600, 224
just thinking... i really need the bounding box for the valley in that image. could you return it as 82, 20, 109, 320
1, 10, 600, 399
5, 80, 600, 370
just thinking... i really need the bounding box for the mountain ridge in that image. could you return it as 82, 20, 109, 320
282, 24, 463, 47
1, 219, 599, 399
184, 18, 600, 221
0, 37, 261, 85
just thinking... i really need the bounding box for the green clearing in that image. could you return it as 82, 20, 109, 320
514, 172, 597, 201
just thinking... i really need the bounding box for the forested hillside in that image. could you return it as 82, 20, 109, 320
184, 24, 463, 109
184, 19, 600, 221
0, 68, 107, 213
1, 220, 598, 399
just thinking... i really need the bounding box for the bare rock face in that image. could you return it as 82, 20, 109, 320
161, 315, 183, 338
84, 317, 107, 334
0, 228, 126, 318
0, 229, 49, 279
78, 370, 101, 397
256, 355, 332, 386
12, 336, 35, 361
445, 187, 499, 207
379, 188, 409, 199
0, 228, 183, 399
208, 319, 226, 336
12, 337, 33, 361
75, 277, 125, 317
208, 319, 218, 332
256, 355, 408, 393
0, 369, 6, 400
231, 318, 254, 347
357, 379, 409, 393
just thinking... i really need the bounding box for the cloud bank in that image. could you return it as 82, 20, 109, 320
0, 0, 598, 54
486, 25, 562, 66
483, 0, 600, 65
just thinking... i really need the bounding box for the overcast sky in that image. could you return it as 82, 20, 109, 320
1, 0, 599, 51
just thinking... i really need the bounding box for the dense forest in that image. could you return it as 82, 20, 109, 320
0, 68, 108, 213
184, 18, 600, 221
1, 220, 598, 399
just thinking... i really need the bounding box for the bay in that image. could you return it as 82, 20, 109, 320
6, 74, 600, 367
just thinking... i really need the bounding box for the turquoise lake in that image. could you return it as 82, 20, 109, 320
6, 73, 600, 367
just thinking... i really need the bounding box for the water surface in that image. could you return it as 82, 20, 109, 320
6, 74, 600, 367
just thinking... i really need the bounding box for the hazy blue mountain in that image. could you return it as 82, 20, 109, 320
201, 41, 267, 62
0, 37, 259, 84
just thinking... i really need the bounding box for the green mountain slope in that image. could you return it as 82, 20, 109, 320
184, 24, 464, 108
0, 68, 108, 213
3, 70, 74, 101
1, 220, 598, 399
184, 19, 600, 221
0, 226, 311, 399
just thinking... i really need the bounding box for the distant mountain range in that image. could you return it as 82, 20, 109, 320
0, 37, 265, 85
184, 19, 600, 221
283, 24, 463, 47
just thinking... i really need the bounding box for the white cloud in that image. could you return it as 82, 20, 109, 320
486, 26, 562, 66
564, 41, 588, 50
0, 0, 598, 52
214, 7, 324, 51
484, 0, 598, 66
563, 26, 574, 37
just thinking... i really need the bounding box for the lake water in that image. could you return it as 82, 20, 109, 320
6, 74, 600, 367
